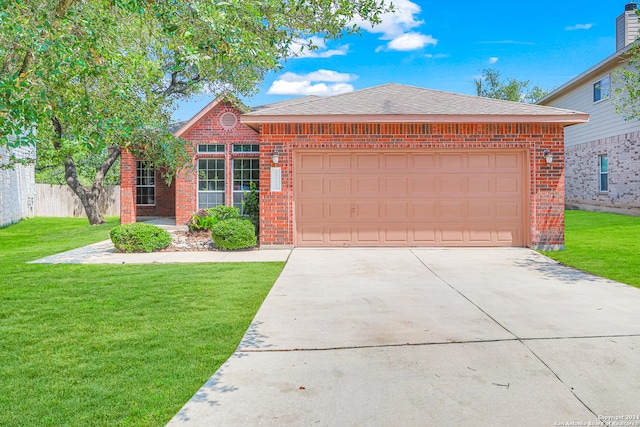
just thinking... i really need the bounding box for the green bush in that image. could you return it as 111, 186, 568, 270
110, 223, 172, 253
211, 218, 257, 250
187, 206, 240, 231
242, 181, 259, 234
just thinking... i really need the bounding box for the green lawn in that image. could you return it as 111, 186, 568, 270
0, 217, 284, 426
542, 210, 640, 288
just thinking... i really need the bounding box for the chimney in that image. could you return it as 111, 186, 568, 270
617, 2, 639, 51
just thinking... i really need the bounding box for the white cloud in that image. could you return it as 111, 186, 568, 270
353, 0, 436, 52
489, 57, 499, 64
386, 32, 437, 51
425, 53, 450, 59
289, 36, 349, 59
566, 23, 593, 31
267, 70, 358, 96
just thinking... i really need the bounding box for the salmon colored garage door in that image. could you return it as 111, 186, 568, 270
294, 150, 528, 247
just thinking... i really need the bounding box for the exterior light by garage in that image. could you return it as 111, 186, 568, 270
271, 150, 279, 164
543, 149, 553, 164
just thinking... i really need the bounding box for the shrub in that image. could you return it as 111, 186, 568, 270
211, 218, 257, 250
242, 181, 259, 234
208, 205, 240, 221
187, 206, 240, 231
110, 223, 172, 253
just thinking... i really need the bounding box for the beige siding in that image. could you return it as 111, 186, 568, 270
545, 62, 640, 147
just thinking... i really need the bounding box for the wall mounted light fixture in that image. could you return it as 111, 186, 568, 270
271, 149, 280, 164
543, 149, 553, 164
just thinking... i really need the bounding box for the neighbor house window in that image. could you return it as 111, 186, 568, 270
197, 144, 225, 153
198, 158, 225, 208
593, 75, 611, 103
136, 161, 155, 206
599, 155, 609, 192
233, 158, 259, 212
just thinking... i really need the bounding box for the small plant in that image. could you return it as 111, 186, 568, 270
208, 205, 240, 221
210, 218, 257, 250
187, 206, 240, 231
110, 223, 172, 253
242, 181, 259, 234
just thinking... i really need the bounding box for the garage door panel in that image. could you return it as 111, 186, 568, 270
356, 201, 379, 218
440, 153, 465, 169
356, 177, 380, 193
328, 154, 351, 170
328, 177, 351, 194
299, 201, 324, 219
298, 176, 324, 195
295, 150, 526, 247
468, 153, 492, 169
355, 154, 380, 169
496, 177, 519, 193
496, 153, 520, 169
328, 201, 351, 219
384, 154, 408, 169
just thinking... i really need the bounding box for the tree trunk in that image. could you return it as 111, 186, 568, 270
51, 116, 121, 225
62, 146, 122, 225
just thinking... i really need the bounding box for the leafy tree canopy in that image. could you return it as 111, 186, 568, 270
614, 42, 640, 121
0, 0, 389, 223
474, 68, 550, 104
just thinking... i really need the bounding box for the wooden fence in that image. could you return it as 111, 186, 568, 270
35, 184, 120, 218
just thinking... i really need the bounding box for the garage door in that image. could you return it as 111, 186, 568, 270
295, 150, 527, 247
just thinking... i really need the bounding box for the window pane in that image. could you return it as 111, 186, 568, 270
600, 173, 609, 192
600, 155, 608, 173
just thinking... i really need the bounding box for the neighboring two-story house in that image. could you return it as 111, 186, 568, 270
539, 2, 640, 215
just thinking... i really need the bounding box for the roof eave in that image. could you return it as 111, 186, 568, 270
240, 113, 590, 130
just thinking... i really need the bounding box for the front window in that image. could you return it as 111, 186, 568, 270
593, 75, 611, 103
198, 158, 225, 208
197, 144, 225, 153
233, 144, 259, 153
136, 161, 155, 206
233, 158, 259, 212
599, 155, 609, 192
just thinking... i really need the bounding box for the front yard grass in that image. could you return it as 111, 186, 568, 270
0, 217, 284, 426
542, 210, 640, 288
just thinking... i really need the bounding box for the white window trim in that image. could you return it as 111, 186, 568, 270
136, 161, 155, 206
593, 74, 611, 104
599, 154, 609, 193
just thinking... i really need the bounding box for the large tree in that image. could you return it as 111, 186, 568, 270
474, 68, 549, 103
1, 0, 389, 224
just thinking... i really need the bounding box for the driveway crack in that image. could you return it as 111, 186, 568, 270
409, 249, 599, 419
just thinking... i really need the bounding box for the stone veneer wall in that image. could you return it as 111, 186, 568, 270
0, 146, 35, 227
259, 122, 566, 250
565, 130, 640, 215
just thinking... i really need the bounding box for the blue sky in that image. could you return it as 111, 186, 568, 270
173, 0, 632, 121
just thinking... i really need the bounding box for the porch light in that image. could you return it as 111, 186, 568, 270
543, 149, 553, 164
272, 149, 279, 164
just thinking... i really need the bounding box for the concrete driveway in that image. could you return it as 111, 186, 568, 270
168, 248, 640, 427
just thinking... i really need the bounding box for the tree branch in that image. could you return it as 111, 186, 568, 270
93, 146, 121, 192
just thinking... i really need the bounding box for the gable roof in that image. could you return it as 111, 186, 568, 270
539, 43, 633, 105
242, 83, 588, 128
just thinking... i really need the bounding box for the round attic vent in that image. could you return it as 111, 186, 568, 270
220, 112, 238, 130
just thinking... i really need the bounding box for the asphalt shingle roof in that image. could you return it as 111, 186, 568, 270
244, 83, 587, 122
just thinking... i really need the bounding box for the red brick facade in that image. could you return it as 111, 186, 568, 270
120, 101, 260, 226
259, 122, 565, 250
121, 105, 566, 249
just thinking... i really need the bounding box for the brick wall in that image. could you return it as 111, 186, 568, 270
120, 150, 137, 224
565, 130, 640, 215
136, 168, 176, 218
259, 122, 565, 250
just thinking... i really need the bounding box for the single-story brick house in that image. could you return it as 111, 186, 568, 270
120, 83, 588, 250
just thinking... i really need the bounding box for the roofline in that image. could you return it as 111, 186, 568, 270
240, 113, 589, 130
538, 44, 633, 104
173, 98, 222, 137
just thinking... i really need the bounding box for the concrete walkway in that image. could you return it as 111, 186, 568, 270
168, 248, 640, 427
28, 239, 291, 264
